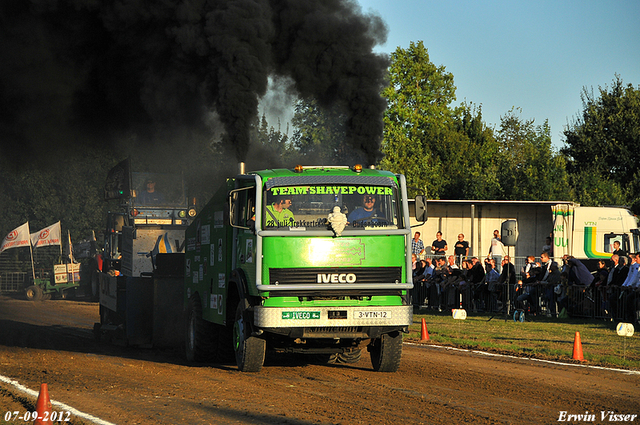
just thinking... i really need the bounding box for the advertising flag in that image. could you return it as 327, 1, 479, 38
30, 221, 62, 248
552, 204, 573, 260
0, 222, 31, 254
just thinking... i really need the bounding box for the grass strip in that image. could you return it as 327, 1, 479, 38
407, 310, 640, 369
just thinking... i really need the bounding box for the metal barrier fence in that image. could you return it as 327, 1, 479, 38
0, 272, 29, 293
412, 279, 636, 322
417, 254, 537, 275
0, 246, 62, 293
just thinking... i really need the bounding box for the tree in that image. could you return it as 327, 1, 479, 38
251, 114, 296, 166
380, 41, 457, 198
567, 170, 628, 208
290, 98, 365, 165
562, 75, 640, 208
0, 148, 116, 242
495, 108, 571, 201
447, 103, 502, 199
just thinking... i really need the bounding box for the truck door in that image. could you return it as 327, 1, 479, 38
632, 230, 640, 254
604, 233, 628, 254
230, 185, 257, 287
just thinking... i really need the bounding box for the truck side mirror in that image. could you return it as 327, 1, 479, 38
414, 195, 428, 222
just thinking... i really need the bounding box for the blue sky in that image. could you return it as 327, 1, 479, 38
356, 0, 640, 148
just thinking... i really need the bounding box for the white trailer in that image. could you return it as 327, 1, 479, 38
409, 200, 639, 267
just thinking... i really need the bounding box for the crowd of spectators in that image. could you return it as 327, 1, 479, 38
410, 231, 640, 324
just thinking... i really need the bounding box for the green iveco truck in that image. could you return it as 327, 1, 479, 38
185, 164, 424, 372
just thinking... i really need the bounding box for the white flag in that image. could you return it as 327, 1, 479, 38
30, 221, 62, 248
0, 222, 31, 254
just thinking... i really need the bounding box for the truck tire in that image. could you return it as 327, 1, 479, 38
91, 269, 100, 301
25, 285, 43, 301
369, 332, 403, 372
185, 296, 216, 362
233, 300, 265, 372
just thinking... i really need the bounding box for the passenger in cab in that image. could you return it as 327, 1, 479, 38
348, 195, 385, 226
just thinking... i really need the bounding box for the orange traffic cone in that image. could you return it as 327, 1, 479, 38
572, 331, 584, 361
420, 318, 430, 342
34, 383, 52, 425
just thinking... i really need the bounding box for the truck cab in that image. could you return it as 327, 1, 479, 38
185, 165, 416, 372
96, 159, 195, 346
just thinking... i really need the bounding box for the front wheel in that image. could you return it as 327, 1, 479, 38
25, 285, 43, 301
233, 300, 265, 372
369, 332, 403, 372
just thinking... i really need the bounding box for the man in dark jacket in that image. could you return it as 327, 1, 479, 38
566, 257, 593, 286
499, 256, 516, 285
609, 254, 629, 286
607, 254, 629, 319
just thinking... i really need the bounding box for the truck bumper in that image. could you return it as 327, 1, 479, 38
254, 305, 413, 329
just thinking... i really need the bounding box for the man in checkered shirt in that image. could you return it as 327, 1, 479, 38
412, 232, 425, 258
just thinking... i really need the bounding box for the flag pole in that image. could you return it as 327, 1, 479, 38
68, 230, 75, 284
58, 221, 62, 258
28, 223, 36, 282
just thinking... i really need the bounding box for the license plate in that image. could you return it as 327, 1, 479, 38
355, 311, 391, 319
282, 311, 321, 320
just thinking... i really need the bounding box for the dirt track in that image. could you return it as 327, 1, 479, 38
0, 294, 638, 424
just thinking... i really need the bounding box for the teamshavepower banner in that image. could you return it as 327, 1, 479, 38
30, 221, 62, 248
0, 222, 31, 254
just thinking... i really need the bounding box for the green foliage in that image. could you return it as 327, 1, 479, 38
568, 170, 628, 207
380, 41, 457, 198
562, 75, 640, 209
495, 108, 571, 201
250, 113, 298, 167
290, 98, 364, 164
447, 103, 502, 199
0, 148, 116, 242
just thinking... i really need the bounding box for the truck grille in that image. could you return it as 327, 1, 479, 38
269, 267, 402, 285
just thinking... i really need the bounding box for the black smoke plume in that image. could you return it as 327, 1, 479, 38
0, 0, 388, 166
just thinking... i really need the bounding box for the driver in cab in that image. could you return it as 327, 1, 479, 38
348, 194, 385, 226
265, 196, 295, 227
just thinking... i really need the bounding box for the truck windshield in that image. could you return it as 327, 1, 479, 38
132, 172, 186, 207
263, 185, 399, 230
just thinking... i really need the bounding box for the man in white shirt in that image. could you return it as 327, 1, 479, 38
488, 229, 505, 272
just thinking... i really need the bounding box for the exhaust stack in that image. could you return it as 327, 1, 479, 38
239, 162, 246, 175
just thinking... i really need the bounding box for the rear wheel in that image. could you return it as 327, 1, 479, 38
185, 296, 216, 362
369, 332, 403, 372
25, 285, 43, 301
233, 300, 265, 372
90, 269, 100, 301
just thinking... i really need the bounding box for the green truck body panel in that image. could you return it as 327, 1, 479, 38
184, 166, 413, 339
